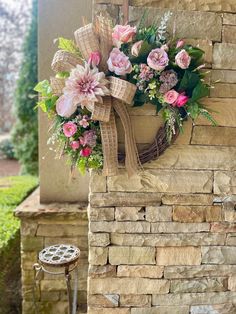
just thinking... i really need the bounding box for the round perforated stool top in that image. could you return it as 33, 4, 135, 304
38, 244, 80, 268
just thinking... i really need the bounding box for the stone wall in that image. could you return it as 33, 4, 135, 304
87, 1, 236, 313
15, 189, 88, 314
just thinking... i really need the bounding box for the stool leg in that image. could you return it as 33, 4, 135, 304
65, 266, 73, 314
72, 265, 78, 314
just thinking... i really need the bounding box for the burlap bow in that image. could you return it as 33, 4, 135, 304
50, 15, 139, 176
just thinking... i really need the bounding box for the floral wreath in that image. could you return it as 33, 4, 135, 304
35, 11, 216, 176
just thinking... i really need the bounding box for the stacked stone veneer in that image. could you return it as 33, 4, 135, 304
15, 189, 88, 314
88, 1, 236, 314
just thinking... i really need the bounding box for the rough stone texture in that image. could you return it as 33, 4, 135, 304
88, 294, 119, 307
89, 278, 170, 294
89, 207, 115, 221
223, 25, 236, 44
192, 126, 236, 146
129, 8, 222, 41
211, 72, 236, 84
90, 221, 150, 233
165, 265, 236, 279
210, 83, 236, 98
146, 206, 172, 222
131, 307, 189, 314
115, 207, 145, 221
117, 265, 163, 278
214, 171, 236, 194
190, 304, 236, 314
109, 246, 156, 265
89, 247, 108, 265
170, 278, 227, 293
226, 234, 236, 246
201, 246, 236, 264
173, 206, 222, 222
228, 275, 236, 291
89, 265, 116, 278
213, 43, 236, 70
111, 233, 224, 247
152, 292, 236, 306
89, 233, 110, 247
224, 13, 236, 25
156, 247, 201, 266
162, 194, 214, 206
120, 295, 151, 307
197, 98, 236, 128
89, 309, 130, 314
151, 222, 210, 233
90, 172, 107, 193
108, 170, 213, 193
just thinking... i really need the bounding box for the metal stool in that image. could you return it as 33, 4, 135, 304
33, 244, 80, 314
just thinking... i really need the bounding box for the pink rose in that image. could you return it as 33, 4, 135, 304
164, 90, 179, 104
63, 122, 77, 137
107, 48, 132, 76
175, 49, 191, 69
174, 93, 189, 107
56, 95, 77, 118
80, 147, 92, 157
131, 40, 143, 57
70, 141, 80, 151
88, 51, 101, 67
176, 39, 185, 49
112, 24, 136, 48
147, 48, 169, 72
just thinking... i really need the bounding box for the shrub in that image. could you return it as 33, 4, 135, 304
11, 0, 38, 175
0, 139, 15, 159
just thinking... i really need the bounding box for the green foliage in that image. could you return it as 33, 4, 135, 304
11, 0, 38, 175
0, 139, 15, 159
57, 37, 82, 57
178, 70, 200, 91
34, 80, 58, 113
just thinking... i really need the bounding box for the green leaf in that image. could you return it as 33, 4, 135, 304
178, 70, 200, 91
56, 71, 70, 78
34, 80, 52, 97
199, 109, 218, 126
57, 37, 82, 57
186, 101, 200, 120
185, 45, 204, 60
191, 82, 210, 101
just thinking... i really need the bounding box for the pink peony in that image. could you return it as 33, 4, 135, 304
147, 48, 169, 72
70, 141, 80, 150
63, 122, 77, 137
174, 93, 189, 107
107, 48, 132, 76
79, 116, 89, 128
164, 90, 179, 104
60, 63, 109, 113
80, 147, 92, 157
56, 95, 77, 118
112, 24, 136, 48
88, 51, 101, 67
176, 39, 185, 49
175, 49, 191, 69
131, 40, 143, 57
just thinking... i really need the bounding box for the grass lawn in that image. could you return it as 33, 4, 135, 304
0, 175, 38, 248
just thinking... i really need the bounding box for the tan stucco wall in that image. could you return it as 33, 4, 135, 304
38, 0, 92, 203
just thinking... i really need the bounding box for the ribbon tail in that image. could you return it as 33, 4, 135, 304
113, 100, 139, 176
100, 108, 118, 176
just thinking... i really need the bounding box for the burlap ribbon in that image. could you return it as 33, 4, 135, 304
51, 15, 139, 176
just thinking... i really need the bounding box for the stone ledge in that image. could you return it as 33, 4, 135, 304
15, 188, 88, 218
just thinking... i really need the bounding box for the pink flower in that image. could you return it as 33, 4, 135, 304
63, 122, 77, 137
112, 24, 136, 48
79, 116, 89, 128
175, 49, 191, 69
174, 93, 189, 107
88, 51, 101, 67
176, 39, 185, 49
61, 63, 110, 112
79, 130, 97, 147
80, 147, 92, 157
147, 48, 169, 72
139, 64, 154, 81
131, 40, 143, 57
70, 141, 80, 151
107, 48, 132, 76
56, 95, 77, 118
164, 90, 179, 104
